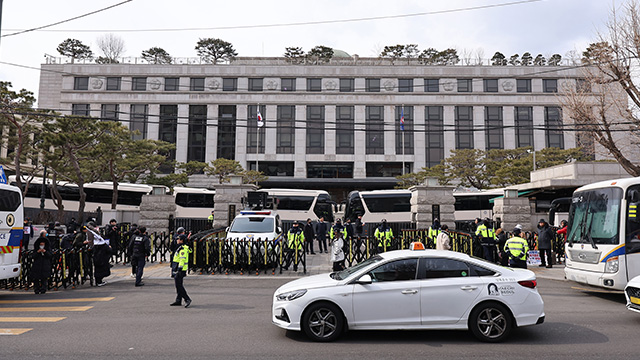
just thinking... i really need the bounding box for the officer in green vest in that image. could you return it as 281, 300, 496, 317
285, 221, 305, 271
374, 219, 393, 253
208, 210, 214, 222
504, 227, 529, 269
428, 219, 441, 248
475, 218, 496, 263
330, 219, 348, 240
170, 235, 192, 308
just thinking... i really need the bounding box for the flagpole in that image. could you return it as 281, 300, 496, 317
401, 105, 405, 175
256, 104, 260, 177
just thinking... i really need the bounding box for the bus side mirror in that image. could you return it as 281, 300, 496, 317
277, 227, 282, 234
630, 190, 640, 203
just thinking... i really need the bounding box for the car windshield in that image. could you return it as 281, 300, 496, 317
229, 217, 274, 233
333, 255, 383, 280
567, 188, 622, 245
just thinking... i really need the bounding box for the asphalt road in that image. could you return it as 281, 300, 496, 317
1, 276, 639, 360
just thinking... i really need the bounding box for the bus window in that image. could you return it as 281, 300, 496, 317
313, 202, 334, 222
361, 194, 411, 213
626, 185, 640, 254
274, 196, 314, 211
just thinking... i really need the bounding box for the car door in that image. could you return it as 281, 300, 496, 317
419, 257, 485, 325
352, 258, 421, 327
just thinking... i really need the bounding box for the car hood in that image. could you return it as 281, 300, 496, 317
627, 275, 640, 288
275, 273, 339, 294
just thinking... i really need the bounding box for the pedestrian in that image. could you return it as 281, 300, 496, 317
537, 218, 554, 268
555, 219, 568, 264
495, 228, 509, 266
475, 218, 496, 263
126, 224, 140, 278
354, 215, 365, 238
31, 230, 52, 294
344, 218, 354, 240
104, 219, 120, 260
128, 226, 150, 287
374, 219, 393, 253
315, 217, 328, 254
504, 227, 529, 269
331, 230, 345, 272
23, 217, 34, 251
170, 234, 192, 308
436, 224, 451, 250
87, 224, 111, 287
303, 218, 316, 255
330, 219, 347, 243
284, 221, 305, 271
208, 210, 215, 228
67, 217, 79, 234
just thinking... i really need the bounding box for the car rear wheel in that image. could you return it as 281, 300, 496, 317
302, 302, 343, 342
469, 302, 512, 342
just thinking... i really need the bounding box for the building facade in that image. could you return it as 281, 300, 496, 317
38, 57, 611, 199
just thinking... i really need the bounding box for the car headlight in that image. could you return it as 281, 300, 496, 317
605, 257, 619, 273
276, 289, 307, 301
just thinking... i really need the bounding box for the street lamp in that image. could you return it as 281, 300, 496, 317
527, 149, 537, 171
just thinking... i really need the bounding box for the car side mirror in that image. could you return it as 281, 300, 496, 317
225, 227, 230, 232
357, 274, 372, 285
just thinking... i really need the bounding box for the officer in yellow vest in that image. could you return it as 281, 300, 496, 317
504, 227, 529, 269
475, 218, 496, 263
374, 219, 393, 253
285, 221, 305, 271
428, 219, 441, 248
170, 235, 192, 308
330, 219, 348, 240
208, 210, 214, 222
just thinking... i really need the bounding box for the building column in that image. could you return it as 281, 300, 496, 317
147, 104, 160, 140
562, 106, 576, 149
205, 104, 219, 163
120, 103, 130, 132
533, 106, 545, 151
294, 105, 306, 178
443, 106, 456, 158
265, 105, 277, 159
473, 106, 486, 150
235, 105, 248, 165
384, 105, 395, 156
325, 105, 336, 156
413, 105, 426, 170
175, 104, 189, 163
503, 106, 516, 149
354, 105, 366, 178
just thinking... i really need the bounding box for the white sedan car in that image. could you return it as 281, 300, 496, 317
272, 249, 545, 342
625, 275, 640, 313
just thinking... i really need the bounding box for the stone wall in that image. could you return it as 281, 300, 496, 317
410, 183, 455, 229
139, 194, 176, 234
213, 183, 258, 229
493, 197, 533, 232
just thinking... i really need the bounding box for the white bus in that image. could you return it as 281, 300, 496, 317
565, 177, 640, 290
453, 189, 503, 222
173, 187, 215, 218
344, 190, 412, 223
258, 189, 334, 223
0, 183, 23, 280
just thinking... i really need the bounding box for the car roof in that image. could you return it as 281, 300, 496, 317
379, 249, 474, 261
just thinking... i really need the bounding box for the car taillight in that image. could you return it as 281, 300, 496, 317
518, 280, 537, 289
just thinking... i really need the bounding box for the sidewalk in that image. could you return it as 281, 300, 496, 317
529, 263, 566, 282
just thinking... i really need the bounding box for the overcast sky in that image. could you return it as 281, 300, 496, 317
0, 0, 619, 105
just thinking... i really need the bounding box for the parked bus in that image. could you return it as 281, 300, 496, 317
258, 189, 334, 223
173, 187, 215, 218
0, 183, 23, 280
565, 177, 640, 290
343, 190, 412, 223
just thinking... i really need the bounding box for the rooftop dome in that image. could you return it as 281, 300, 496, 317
332, 49, 351, 58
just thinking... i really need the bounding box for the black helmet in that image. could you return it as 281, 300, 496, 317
176, 227, 185, 234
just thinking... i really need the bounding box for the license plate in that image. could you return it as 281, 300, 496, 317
631, 296, 640, 305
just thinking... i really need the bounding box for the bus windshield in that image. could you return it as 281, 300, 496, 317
361, 194, 411, 213
567, 188, 622, 245
229, 217, 275, 233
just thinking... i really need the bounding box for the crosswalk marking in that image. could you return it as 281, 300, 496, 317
0, 328, 32, 335
0, 297, 114, 305
0, 306, 93, 312
0, 317, 66, 322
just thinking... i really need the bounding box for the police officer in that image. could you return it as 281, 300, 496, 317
504, 227, 529, 269
104, 219, 120, 260
475, 218, 496, 263
428, 219, 441, 248
128, 226, 150, 287
170, 235, 192, 308
330, 219, 347, 241
285, 222, 305, 271
374, 219, 393, 253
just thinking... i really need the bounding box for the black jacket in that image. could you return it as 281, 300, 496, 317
304, 223, 315, 240
31, 236, 52, 279
537, 223, 554, 250
128, 233, 151, 258
315, 221, 328, 240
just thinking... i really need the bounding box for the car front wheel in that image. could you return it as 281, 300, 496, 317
469, 302, 512, 342
301, 302, 344, 342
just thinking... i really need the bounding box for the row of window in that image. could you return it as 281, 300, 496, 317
73, 76, 583, 93
72, 103, 565, 170
246, 161, 411, 178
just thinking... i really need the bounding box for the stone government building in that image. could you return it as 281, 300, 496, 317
38, 53, 614, 201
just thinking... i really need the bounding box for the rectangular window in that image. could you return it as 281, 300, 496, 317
247, 105, 266, 154
277, 105, 295, 154
366, 78, 380, 92
71, 104, 90, 116
100, 104, 119, 121
165, 77, 179, 91
306, 105, 325, 154
307, 162, 353, 178
545, 106, 564, 148
188, 105, 207, 163
576, 79, 591, 93
485, 106, 504, 150
366, 162, 412, 177
455, 106, 474, 149
248, 161, 294, 176
516, 79, 531, 93
425, 79, 439, 92
217, 105, 236, 160
248, 78, 263, 91
132, 77, 147, 91
398, 79, 413, 92
339, 78, 354, 92
457, 79, 472, 92
425, 106, 444, 168
130, 104, 148, 140
222, 78, 237, 91
515, 106, 534, 148
106, 77, 121, 91
190, 78, 205, 91
281, 78, 296, 91
483, 79, 498, 92
336, 106, 354, 154
366, 106, 384, 154
543, 79, 558, 93
395, 106, 414, 155
74, 77, 89, 90
307, 78, 322, 92
159, 105, 178, 173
